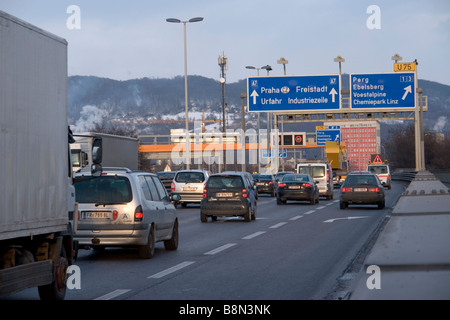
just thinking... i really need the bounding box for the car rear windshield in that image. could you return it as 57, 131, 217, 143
367, 165, 388, 174
207, 176, 244, 188
175, 171, 205, 183
297, 166, 325, 178
282, 174, 310, 182
345, 175, 377, 185
157, 172, 175, 179
254, 174, 273, 181
74, 176, 132, 204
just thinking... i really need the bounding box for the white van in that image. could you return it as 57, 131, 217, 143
296, 162, 334, 200
366, 164, 391, 189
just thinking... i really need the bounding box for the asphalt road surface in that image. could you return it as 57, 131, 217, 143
3, 181, 407, 301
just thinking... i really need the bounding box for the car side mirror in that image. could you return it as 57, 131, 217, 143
170, 194, 181, 202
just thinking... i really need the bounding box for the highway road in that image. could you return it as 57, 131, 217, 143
3, 181, 407, 301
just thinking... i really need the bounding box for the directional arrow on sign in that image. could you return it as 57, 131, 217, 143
250, 90, 259, 104
329, 88, 338, 103
323, 216, 369, 223
402, 85, 412, 100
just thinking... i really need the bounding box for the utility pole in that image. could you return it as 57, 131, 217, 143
218, 54, 228, 172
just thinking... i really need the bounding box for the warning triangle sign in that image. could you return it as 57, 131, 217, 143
372, 155, 383, 164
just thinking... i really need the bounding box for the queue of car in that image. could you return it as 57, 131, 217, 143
72, 164, 390, 259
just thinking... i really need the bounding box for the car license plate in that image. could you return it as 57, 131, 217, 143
183, 187, 197, 191
82, 211, 111, 219
216, 192, 233, 197
354, 188, 367, 192
288, 185, 301, 189
256, 182, 265, 186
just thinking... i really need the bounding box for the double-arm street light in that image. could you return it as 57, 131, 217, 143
166, 17, 204, 169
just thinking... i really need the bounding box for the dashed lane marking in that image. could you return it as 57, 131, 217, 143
269, 222, 287, 229
94, 289, 131, 300
242, 231, 266, 240
204, 243, 237, 255
148, 261, 195, 279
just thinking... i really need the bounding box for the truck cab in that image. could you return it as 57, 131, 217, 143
366, 164, 391, 189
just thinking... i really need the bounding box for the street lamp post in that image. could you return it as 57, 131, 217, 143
334, 55, 345, 76
277, 57, 288, 76
261, 65, 272, 173
166, 17, 203, 169
277, 57, 288, 170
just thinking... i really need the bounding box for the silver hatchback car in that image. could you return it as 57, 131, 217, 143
73, 168, 179, 259
171, 169, 211, 207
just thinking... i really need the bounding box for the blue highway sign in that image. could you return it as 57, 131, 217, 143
316, 129, 341, 146
247, 75, 340, 112
350, 72, 416, 109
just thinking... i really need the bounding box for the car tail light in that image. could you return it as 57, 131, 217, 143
268, 181, 273, 185
134, 205, 143, 221
203, 189, 207, 198
302, 183, 312, 188
171, 182, 175, 191
278, 183, 286, 188
369, 187, 380, 192
327, 170, 330, 182
242, 189, 248, 198
342, 187, 352, 192
112, 210, 118, 220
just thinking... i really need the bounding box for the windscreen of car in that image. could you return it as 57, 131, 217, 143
282, 174, 310, 182
368, 166, 388, 174
345, 175, 377, 185
297, 166, 325, 178
207, 176, 244, 189
175, 172, 205, 183
74, 176, 133, 204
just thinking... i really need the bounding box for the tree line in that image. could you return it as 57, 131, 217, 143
384, 123, 450, 170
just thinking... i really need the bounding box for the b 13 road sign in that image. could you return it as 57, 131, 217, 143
350, 72, 416, 110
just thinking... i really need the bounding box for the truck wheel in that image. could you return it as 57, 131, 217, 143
38, 246, 68, 300
138, 224, 155, 259
164, 220, 179, 251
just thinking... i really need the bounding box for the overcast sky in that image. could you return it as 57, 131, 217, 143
2, 0, 449, 85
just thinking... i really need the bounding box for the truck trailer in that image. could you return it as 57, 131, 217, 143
0, 11, 100, 299
71, 132, 139, 175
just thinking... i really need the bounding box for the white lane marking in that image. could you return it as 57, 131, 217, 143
323, 216, 369, 223
304, 210, 316, 215
269, 222, 287, 229
94, 289, 131, 300
326, 202, 334, 206
317, 206, 326, 210
242, 231, 266, 240
148, 261, 195, 279
204, 243, 237, 255
289, 215, 303, 221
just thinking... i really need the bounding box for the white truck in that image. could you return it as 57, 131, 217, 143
0, 11, 101, 299
71, 132, 139, 175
